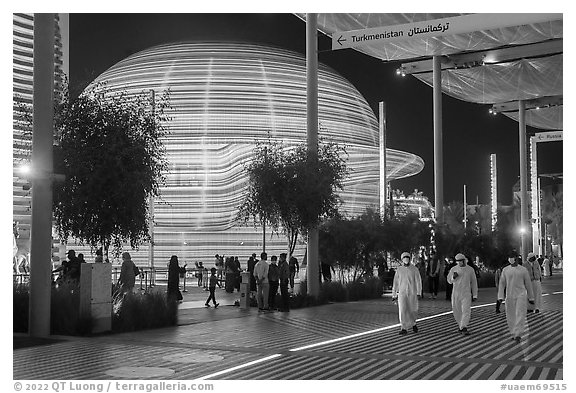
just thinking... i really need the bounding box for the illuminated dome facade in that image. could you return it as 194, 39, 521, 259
88, 42, 424, 264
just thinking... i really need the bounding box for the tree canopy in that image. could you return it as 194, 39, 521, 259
319, 208, 432, 278
52, 83, 171, 255
238, 135, 348, 255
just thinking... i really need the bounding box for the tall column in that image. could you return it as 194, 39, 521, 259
529, 135, 540, 255
518, 100, 529, 261
433, 56, 444, 223
490, 154, 498, 232
29, 13, 55, 337
379, 102, 387, 219
306, 13, 320, 298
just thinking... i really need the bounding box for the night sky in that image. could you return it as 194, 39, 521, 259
69, 13, 563, 207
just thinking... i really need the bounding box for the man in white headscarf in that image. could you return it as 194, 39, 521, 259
498, 254, 535, 343
524, 252, 542, 314
392, 252, 422, 335
447, 253, 478, 336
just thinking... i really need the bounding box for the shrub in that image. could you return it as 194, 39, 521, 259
13, 281, 94, 335
112, 291, 177, 332
13, 283, 29, 333
50, 281, 94, 335
347, 277, 383, 301
321, 280, 348, 302
290, 279, 328, 308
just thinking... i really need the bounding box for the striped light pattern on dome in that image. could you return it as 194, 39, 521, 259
84, 42, 423, 265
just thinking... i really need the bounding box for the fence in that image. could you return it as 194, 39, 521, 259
13, 266, 212, 293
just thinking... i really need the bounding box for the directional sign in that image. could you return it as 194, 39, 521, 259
332, 13, 563, 50
534, 131, 563, 142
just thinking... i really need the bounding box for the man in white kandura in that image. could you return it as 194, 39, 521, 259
447, 253, 478, 336
498, 254, 535, 343
524, 252, 542, 314
392, 252, 422, 335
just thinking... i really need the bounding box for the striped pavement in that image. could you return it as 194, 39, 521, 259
13, 275, 563, 380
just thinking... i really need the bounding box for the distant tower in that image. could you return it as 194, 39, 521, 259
13, 13, 67, 254
490, 154, 498, 231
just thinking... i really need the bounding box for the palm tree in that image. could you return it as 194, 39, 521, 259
443, 201, 465, 235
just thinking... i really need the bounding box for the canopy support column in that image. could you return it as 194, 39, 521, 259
518, 100, 529, 261
379, 101, 387, 219
306, 13, 319, 298
433, 56, 444, 223
29, 13, 55, 338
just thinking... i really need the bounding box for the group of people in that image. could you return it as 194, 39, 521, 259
168, 250, 301, 309
411, 250, 481, 301
252, 252, 291, 312
392, 250, 542, 343
52, 249, 87, 284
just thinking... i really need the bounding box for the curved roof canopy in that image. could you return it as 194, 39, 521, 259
296, 13, 563, 130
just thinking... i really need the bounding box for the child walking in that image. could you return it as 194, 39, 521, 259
205, 267, 220, 308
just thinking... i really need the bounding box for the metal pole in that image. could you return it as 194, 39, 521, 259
433, 56, 444, 223
463, 184, 467, 229
306, 13, 320, 298
379, 102, 387, 219
264, 222, 268, 254
29, 13, 55, 338
519, 100, 529, 261
537, 177, 542, 255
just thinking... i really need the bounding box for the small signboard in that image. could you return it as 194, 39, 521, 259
332, 13, 562, 50
534, 131, 563, 142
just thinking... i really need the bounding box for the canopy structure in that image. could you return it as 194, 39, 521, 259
297, 13, 563, 261
296, 13, 563, 130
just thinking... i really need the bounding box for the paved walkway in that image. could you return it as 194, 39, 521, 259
13, 273, 563, 380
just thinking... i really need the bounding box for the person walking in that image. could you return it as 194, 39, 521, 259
195, 261, 204, 287
167, 255, 186, 302
118, 252, 136, 294
205, 267, 221, 307
215, 254, 223, 280
416, 256, 427, 298
288, 255, 299, 292
498, 254, 535, 343
233, 256, 242, 292
268, 255, 280, 311
321, 261, 335, 282
447, 253, 478, 336
426, 250, 440, 299
494, 259, 509, 314
392, 252, 422, 335
444, 257, 456, 300
247, 255, 257, 293
524, 252, 542, 314
542, 255, 551, 277
253, 252, 270, 312
278, 253, 290, 312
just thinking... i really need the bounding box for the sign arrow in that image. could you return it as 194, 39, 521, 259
337, 35, 346, 46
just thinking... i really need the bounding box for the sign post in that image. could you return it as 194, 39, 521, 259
530, 131, 562, 255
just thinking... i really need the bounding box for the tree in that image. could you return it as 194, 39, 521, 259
319, 209, 433, 281
542, 190, 563, 247
52, 82, 171, 256
384, 214, 431, 257
238, 135, 348, 256
443, 201, 465, 235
